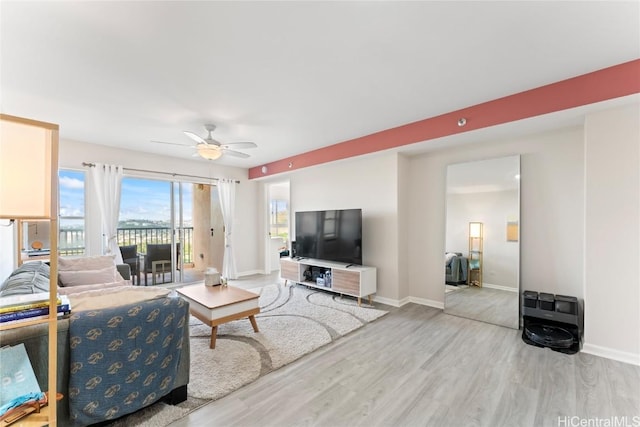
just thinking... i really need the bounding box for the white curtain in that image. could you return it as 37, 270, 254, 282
218, 179, 238, 279
90, 163, 123, 264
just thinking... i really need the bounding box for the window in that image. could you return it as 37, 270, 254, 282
270, 199, 289, 243
58, 170, 85, 256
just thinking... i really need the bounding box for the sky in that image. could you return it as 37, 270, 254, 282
59, 170, 194, 223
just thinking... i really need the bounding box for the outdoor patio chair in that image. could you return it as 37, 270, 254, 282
143, 243, 180, 285
119, 244, 140, 285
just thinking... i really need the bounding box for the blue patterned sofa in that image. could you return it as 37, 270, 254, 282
0, 259, 191, 426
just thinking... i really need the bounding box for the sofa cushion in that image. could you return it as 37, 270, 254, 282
67, 286, 171, 311
58, 255, 116, 271
0, 262, 50, 296
58, 266, 120, 287
57, 255, 127, 289
57, 280, 129, 296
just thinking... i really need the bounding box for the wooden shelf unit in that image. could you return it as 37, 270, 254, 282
0, 114, 59, 426
468, 222, 483, 287
280, 257, 376, 305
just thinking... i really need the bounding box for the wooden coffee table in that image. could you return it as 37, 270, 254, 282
177, 284, 260, 349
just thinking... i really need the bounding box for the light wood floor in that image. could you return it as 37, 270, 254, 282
445, 286, 520, 329
172, 277, 640, 427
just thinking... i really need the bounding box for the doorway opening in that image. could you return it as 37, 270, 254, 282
266, 181, 290, 273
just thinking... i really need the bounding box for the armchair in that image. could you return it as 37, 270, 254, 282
119, 244, 140, 285
143, 243, 180, 286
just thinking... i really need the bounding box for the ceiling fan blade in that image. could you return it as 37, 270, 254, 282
183, 131, 207, 144
222, 142, 257, 149
222, 149, 250, 158
151, 140, 190, 147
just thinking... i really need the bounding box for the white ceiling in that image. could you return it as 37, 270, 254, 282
1, 1, 638, 169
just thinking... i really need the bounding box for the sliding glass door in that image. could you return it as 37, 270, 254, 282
119, 177, 214, 285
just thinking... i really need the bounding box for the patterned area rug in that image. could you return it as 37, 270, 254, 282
109, 283, 387, 426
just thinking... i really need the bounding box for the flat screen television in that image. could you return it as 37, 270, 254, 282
294, 209, 362, 266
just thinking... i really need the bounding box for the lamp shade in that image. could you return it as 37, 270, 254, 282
0, 115, 58, 219
469, 222, 483, 238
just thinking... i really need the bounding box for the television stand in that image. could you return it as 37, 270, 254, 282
279, 257, 376, 306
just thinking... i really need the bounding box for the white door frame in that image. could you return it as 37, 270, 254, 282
264, 181, 290, 273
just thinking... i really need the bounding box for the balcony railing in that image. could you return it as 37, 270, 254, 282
59, 227, 194, 264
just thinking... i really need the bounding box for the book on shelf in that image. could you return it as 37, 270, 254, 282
0, 296, 63, 314
0, 343, 43, 415
0, 295, 70, 323
0, 311, 67, 326
0, 292, 51, 308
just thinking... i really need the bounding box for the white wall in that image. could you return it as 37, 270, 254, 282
58, 139, 261, 276
584, 104, 640, 364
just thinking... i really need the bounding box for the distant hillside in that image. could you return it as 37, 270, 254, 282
118, 219, 175, 228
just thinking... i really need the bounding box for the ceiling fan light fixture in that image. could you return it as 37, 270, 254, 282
197, 144, 223, 160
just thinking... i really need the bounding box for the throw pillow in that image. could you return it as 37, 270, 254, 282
68, 286, 172, 312
0, 262, 50, 296
445, 252, 457, 264
58, 255, 116, 271
58, 266, 119, 287
57, 281, 130, 296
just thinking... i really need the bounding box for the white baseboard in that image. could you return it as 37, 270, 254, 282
371, 295, 403, 307
408, 296, 444, 310
372, 295, 443, 310
482, 282, 519, 293
237, 269, 264, 278
582, 343, 640, 366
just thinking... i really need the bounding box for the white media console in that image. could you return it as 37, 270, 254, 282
279, 257, 376, 306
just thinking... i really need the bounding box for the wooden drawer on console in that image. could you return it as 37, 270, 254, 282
332, 269, 360, 295
280, 259, 300, 282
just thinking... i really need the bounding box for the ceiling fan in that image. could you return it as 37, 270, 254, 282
153, 124, 257, 160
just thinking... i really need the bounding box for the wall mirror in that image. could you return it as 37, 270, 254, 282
16, 220, 52, 265
444, 155, 520, 329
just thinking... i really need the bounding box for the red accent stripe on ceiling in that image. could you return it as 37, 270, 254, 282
249, 59, 640, 180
